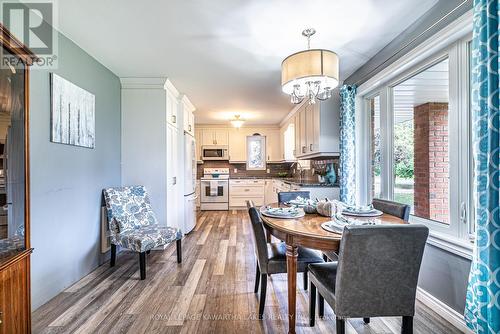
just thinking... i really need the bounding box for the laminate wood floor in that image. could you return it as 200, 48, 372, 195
33, 210, 462, 334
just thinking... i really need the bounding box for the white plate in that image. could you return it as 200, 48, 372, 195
260, 207, 305, 219
342, 209, 383, 217
321, 221, 344, 234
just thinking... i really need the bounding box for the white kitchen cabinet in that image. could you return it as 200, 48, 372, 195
181, 95, 195, 136
281, 120, 296, 161
166, 124, 180, 229
260, 129, 281, 162
165, 80, 179, 128
229, 179, 265, 208
294, 95, 340, 159
201, 128, 229, 146
228, 128, 248, 162
264, 179, 277, 204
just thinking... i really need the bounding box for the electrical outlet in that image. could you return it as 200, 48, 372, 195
266, 168, 270, 173
234, 168, 238, 173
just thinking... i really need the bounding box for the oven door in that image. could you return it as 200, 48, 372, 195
200, 180, 228, 203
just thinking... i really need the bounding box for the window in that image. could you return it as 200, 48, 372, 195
246, 135, 266, 170
369, 95, 381, 199
360, 31, 474, 246
392, 59, 450, 224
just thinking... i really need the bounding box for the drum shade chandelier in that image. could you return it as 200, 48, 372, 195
281, 28, 339, 104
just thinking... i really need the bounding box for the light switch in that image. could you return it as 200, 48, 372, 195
234, 168, 238, 173
266, 168, 270, 173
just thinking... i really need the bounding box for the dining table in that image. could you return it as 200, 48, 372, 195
260, 203, 407, 334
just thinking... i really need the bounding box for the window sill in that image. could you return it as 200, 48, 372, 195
426, 231, 473, 260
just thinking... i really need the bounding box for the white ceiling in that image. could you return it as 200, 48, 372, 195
57, 0, 438, 125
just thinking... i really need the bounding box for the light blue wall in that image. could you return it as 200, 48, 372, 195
29, 33, 121, 310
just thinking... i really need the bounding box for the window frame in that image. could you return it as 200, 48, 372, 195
355, 11, 474, 257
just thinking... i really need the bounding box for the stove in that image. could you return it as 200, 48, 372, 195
200, 168, 229, 210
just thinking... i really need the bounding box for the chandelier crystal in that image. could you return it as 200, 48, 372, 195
281, 28, 339, 104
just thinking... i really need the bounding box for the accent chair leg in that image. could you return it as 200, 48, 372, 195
309, 282, 316, 326
303, 267, 308, 290
336, 317, 346, 334
363, 317, 370, 324
139, 252, 146, 280
402, 316, 413, 334
176, 239, 182, 263
254, 264, 261, 293
258, 274, 267, 319
110, 244, 116, 267
318, 293, 325, 318
146, 250, 151, 255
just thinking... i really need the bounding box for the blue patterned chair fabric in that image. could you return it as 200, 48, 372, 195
103, 186, 182, 253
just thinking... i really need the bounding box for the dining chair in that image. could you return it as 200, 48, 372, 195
308, 224, 428, 334
323, 198, 411, 262
372, 198, 411, 221
277, 191, 310, 204
246, 200, 324, 319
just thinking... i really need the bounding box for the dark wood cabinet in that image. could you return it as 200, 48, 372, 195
0, 24, 34, 334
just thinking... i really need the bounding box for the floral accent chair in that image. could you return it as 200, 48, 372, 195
103, 186, 182, 280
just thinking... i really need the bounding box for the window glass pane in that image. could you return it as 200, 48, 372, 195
392, 58, 450, 224
370, 95, 381, 198
246, 135, 266, 170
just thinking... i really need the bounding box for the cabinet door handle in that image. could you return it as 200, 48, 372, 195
268, 155, 270, 161
172, 177, 177, 185
244, 189, 250, 192
172, 115, 176, 124
188, 125, 192, 132
302, 146, 306, 153
310, 144, 313, 151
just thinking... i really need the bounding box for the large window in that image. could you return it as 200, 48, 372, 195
362, 33, 473, 246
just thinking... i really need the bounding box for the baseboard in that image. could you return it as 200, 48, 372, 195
416, 287, 472, 333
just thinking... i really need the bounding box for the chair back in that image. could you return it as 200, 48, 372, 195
103, 186, 158, 235
334, 224, 428, 318
278, 191, 310, 204
247, 200, 269, 273
372, 198, 410, 221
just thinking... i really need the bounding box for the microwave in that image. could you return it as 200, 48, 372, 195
202, 145, 229, 160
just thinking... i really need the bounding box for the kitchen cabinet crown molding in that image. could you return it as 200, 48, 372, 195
120, 77, 168, 89
180, 94, 196, 111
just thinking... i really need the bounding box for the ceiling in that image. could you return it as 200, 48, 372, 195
57, 0, 439, 125
372, 58, 449, 125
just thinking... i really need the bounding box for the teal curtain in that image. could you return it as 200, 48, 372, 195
465, 0, 500, 333
339, 85, 356, 205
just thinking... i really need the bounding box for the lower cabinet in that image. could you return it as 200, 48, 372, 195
229, 179, 265, 208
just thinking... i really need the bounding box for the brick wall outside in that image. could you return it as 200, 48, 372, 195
413, 102, 449, 224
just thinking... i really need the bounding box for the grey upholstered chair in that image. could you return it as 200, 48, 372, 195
103, 186, 182, 280
323, 198, 412, 262
308, 224, 428, 334
372, 198, 411, 221
278, 191, 310, 204
247, 200, 324, 319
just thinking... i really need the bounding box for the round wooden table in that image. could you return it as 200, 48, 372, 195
260, 204, 406, 334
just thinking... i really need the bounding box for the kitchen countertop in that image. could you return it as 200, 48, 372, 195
221, 176, 339, 187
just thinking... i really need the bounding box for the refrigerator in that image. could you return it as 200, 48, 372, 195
183, 133, 197, 233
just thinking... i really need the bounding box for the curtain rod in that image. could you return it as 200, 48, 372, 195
351, 0, 470, 87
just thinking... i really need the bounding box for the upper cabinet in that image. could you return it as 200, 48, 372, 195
181, 95, 195, 136
260, 129, 281, 162
201, 128, 228, 146
228, 128, 248, 162
165, 79, 180, 127
294, 94, 340, 159
280, 119, 296, 162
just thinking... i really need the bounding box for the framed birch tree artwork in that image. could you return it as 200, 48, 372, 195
50, 73, 95, 148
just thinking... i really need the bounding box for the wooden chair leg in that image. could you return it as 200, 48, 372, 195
363, 317, 370, 324
402, 316, 413, 334
309, 282, 316, 326
258, 274, 267, 319
176, 239, 182, 263
110, 244, 116, 267
336, 317, 346, 334
139, 252, 146, 280
254, 264, 260, 293
318, 293, 324, 318
303, 267, 308, 290
146, 250, 151, 255
323, 254, 328, 262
